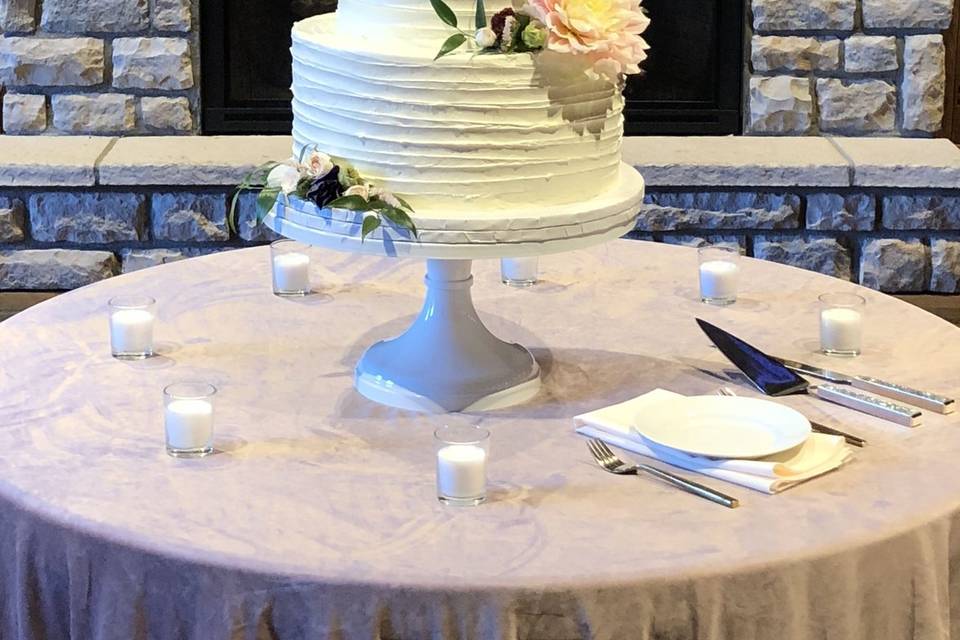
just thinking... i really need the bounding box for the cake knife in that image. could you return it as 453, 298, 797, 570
771, 356, 955, 415
696, 319, 922, 427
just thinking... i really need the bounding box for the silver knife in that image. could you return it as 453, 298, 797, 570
774, 356, 955, 415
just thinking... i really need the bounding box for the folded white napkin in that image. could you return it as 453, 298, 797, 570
575, 389, 853, 494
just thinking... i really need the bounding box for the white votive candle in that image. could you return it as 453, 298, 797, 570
699, 260, 740, 301
436, 444, 487, 499
165, 399, 214, 451
272, 252, 310, 293
110, 308, 155, 355
501, 257, 538, 286
820, 307, 863, 354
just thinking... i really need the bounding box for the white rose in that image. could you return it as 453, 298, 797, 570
266, 164, 300, 195
475, 27, 497, 48
344, 184, 370, 201
304, 151, 334, 178
369, 186, 402, 208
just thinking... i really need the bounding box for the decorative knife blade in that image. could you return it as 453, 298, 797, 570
696, 319, 922, 427
773, 356, 955, 415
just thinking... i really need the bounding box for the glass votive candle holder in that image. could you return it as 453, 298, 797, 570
271, 239, 311, 296
501, 257, 538, 287
163, 382, 216, 458
435, 424, 490, 506
698, 245, 740, 305
819, 292, 866, 357
108, 295, 156, 360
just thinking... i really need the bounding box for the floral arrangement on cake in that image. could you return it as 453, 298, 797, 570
432, 0, 649, 81
230, 147, 417, 240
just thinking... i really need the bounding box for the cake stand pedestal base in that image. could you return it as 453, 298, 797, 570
355, 259, 541, 413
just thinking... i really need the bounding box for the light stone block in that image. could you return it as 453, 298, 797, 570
0, 249, 118, 289
638, 192, 800, 231
624, 136, 850, 187
41, 0, 147, 32
51, 94, 135, 134
747, 76, 813, 134
0, 197, 25, 242
816, 79, 896, 134
862, 0, 952, 29
843, 35, 897, 73
151, 193, 229, 242
754, 236, 852, 280
112, 37, 193, 91
752, 0, 855, 31
99, 136, 295, 185
832, 138, 960, 188
860, 238, 930, 292
881, 195, 960, 231
751, 36, 839, 72
236, 192, 281, 242
902, 35, 946, 133
805, 193, 875, 231
29, 192, 147, 243
0, 36, 103, 87
2, 93, 46, 134
0, 136, 111, 186
153, 0, 191, 31
1, 0, 35, 32
930, 239, 960, 293
142, 96, 192, 131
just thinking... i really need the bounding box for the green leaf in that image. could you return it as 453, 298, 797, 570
379, 205, 419, 237
434, 33, 467, 60
430, 0, 458, 27
475, 0, 486, 30
295, 176, 313, 199
327, 195, 370, 211
227, 189, 242, 234
393, 195, 415, 212
256, 187, 282, 222
361, 215, 381, 241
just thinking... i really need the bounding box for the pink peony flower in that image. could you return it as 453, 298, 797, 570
524, 0, 650, 81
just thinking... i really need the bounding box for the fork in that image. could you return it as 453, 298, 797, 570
717, 386, 865, 447
587, 439, 740, 509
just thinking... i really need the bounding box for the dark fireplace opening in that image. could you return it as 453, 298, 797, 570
201, 1, 743, 135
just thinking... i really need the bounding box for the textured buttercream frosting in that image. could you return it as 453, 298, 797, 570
290, 5, 629, 216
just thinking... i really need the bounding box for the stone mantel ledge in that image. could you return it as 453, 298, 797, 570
830, 138, 960, 189
628, 136, 851, 187
0, 136, 112, 187
0, 135, 957, 189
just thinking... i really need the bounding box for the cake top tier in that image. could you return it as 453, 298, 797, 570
335, 0, 512, 42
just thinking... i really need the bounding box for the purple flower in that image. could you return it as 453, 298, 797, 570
306, 165, 343, 208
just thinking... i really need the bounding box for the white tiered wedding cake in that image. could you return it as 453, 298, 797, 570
261, 0, 649, 246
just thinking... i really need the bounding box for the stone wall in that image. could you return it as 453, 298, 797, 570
747, 0, 953, 135
0, 0, 197, 134
0, 135, 958, 294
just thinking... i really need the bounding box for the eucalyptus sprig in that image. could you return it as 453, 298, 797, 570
326, 193, 419, 241
432, 0, 486, 60
228, 161, 281, 234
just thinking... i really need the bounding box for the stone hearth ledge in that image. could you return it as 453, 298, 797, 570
0, 135, 957, 189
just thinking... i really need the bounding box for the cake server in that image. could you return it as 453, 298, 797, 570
771, 356, 955, 415
696, 319, 922, 427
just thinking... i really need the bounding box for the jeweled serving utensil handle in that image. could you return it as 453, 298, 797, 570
814, 384, 922, 427
851, 376, 955, 415
637, 464, 740, 509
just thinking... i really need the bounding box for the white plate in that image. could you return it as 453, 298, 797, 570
633, 395, 811, 459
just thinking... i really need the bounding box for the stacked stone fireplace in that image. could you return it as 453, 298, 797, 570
0, 0, 954, 136
0, 0, 958, 297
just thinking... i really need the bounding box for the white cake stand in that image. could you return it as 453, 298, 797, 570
265, 163, 645, 413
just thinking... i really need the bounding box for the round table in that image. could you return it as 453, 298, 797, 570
1, 240, 958, 640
